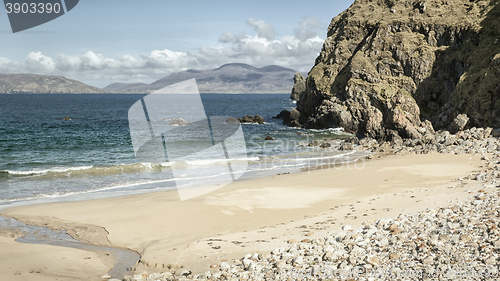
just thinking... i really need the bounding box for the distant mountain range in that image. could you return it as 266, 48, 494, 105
104, 63, 298, 93
0, 74, 103, 94
0, 63, 298, 94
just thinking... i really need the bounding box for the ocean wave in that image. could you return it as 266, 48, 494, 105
0, 156, 260, 179
1, 166, 95, 176
0, 150, 372, 206
0, 163, 161, 178
0, 177, 179, 204
183, 156, 259, 166
308, 127, 346, 133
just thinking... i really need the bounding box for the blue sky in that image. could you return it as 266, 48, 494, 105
0, 0, 354, 87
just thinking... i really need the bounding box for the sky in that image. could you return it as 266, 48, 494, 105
0, 0, 355, 87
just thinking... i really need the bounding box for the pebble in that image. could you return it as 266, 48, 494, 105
342, 225, 352, 231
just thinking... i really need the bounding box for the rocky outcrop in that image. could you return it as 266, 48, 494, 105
273, 109, 301, 127
237, 115, 265, 124
290, 73, 306, 101
294, 0, 500, 139
0, 74, 103, 94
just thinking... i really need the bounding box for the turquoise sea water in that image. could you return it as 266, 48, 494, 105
0, 93, 367, 208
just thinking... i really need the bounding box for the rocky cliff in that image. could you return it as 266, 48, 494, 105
294, 0, 500, 139
0, 74, 103, 94
290, 73, 306, 100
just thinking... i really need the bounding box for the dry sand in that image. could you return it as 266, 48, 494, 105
0, 152, 485, 279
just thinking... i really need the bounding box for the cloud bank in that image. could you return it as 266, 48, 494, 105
0, 17, 325, 87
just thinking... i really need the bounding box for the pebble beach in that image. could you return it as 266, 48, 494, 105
1, 127, 499, 281
123, 127, 500, 281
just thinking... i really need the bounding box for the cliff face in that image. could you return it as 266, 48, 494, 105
297, 0, 500, 139
0, 74, 103, 94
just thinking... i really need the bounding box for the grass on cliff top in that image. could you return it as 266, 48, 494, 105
337, 0, 497, 29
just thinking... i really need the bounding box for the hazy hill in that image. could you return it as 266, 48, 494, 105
105, 63, 298, 93
0, 74, 103, 94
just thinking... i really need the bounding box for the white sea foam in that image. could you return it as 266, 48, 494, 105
3, 166, 94, 176
183, 156, 259, 166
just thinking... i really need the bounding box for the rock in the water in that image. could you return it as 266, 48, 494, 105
274, 109, 302, 127
238, 115, 265, 124
273, 110, 290, 120
290, 73, 306, 101
339, 141, 354, 151
226, 116, 239, 123
254, 115, 265, 124
168, 118, 192, 126
320, 142, 332, 148
264, 136, 274, 141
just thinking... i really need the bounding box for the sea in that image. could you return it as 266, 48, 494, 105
0, 93, 369, 209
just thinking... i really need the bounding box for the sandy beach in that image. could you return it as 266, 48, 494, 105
0, 152, 487, 280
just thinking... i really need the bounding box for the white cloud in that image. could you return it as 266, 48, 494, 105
144, 49, 191, 68
294, 16, 323, 41
0, 18, 326, 87
246, 18, 276, 40
25, 51, 56, 72
0, 57, 17, 73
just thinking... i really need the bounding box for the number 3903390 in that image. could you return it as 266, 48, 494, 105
5, 2, 62, 14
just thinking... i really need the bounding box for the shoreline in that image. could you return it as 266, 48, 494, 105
0, 148, 488, 280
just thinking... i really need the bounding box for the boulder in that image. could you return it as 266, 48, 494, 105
238, 115, 265, 124
254, 115, 265, 124
273, 109, 301, 127
290, 73, 306, 101
273, 110, 290, 120
449, 114, 469, 133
